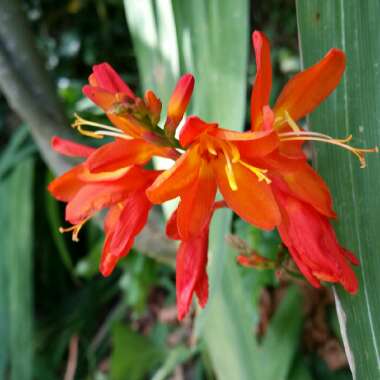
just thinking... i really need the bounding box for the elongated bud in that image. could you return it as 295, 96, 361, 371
144, 90, 162, 125
165, 74, 195, 138
237, 254, 276, 270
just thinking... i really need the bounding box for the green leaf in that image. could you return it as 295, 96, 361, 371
110, 323, 163, 380
296, 2, 380, 379
152, 345, 194, 380
288, 360, 313, 380
258, 286, 303, 380
0, 158, 35, 380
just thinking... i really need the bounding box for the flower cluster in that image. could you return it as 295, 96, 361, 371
49, 31, 377, 320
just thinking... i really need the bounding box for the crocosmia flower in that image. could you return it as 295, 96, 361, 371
48, 39, 377, 321
146, 115, 281, 240
48, 63, 194, 277
237, 30, 377, 293
48, 136, 162, 276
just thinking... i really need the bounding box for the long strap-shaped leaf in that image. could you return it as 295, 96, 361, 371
0, 158, 34, 380
296, 2, 380, 378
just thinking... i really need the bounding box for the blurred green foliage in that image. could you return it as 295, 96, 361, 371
0, 0, 354, 379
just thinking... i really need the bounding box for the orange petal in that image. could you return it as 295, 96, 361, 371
91, 62, 135, 97
108, 192, 151, 258
176, 227, 209, 320
65, 167, 155, 224
99, 204, 125, 276
82, 85, 116, 111
215, 128, 279, 158
146, 145, 201, 204
79, 166, 131, 182
273, 49, 346, 122
48, 165, 85, 202
262, 152, 335, 218
166, 74, 195, 133
107, 113, 146, 139
177, 161, 217, 239
250, 31, 272, 130
144, 90, 162, 124
179, 116, 218, 147
85, 139, 165, 173
51, 136, 95, 158
212, 157, 281, 230
166, 210, 180, 240
275, 190, 358, 294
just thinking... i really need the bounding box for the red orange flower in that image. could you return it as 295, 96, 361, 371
240, 30, 376, 293
48, 44, 377, 321
146, 115, 281, 240
165, 210, 209, 320
48, 136, 162, 276
82, 62, 194, 145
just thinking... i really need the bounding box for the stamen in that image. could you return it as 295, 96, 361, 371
219, 140, 238, 191
73, 114, 121, 133
59, 219, 87, 242
206, 140, 217, 156
72, 113, 128, 140
239, 160, 271, 184
279, 134, 378, 168
284, 111, 301, 132
278, 113, 378, 168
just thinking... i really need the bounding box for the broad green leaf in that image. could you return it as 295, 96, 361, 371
296, 2, 380, 379
0, 158, 34, 380
110, 323, 163, 380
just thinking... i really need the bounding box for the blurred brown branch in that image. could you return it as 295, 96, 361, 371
0, 0, 175, 263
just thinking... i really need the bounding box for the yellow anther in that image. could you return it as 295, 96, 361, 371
206, 140, 217, 155
59, 219, 87, 242
72, 113, 128, 140
225, 163, 238, 191
278, 112, 378, 168
239, 160, 271, 184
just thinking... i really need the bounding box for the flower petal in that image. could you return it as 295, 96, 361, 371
176, 227, 209, 320
108, 192, 151, 258
177, 160, 217, 239
213, 157, 281, 230
91, 62, 135, 97
82, 85, 116, 111
261, 152, 335, 218
215, 128, 279, 158
179, 116, 218, 148
166, 210, 180, 240
48, 165, 85, 202
250, 31, 272, 130
99, 204, 125, 276
65, 167, 156, 224
85, 139, 168, 173
146, 145, 201, 204
275, 190, 358, 294
166, 74, 195, 133
51, 136, 95, 158
273, 49, 346, 122
144, 90, 162, 124
107, 113, 147, 139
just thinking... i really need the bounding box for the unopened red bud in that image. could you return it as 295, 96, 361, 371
144, 90, 162, 125
165, 74, 195, 137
